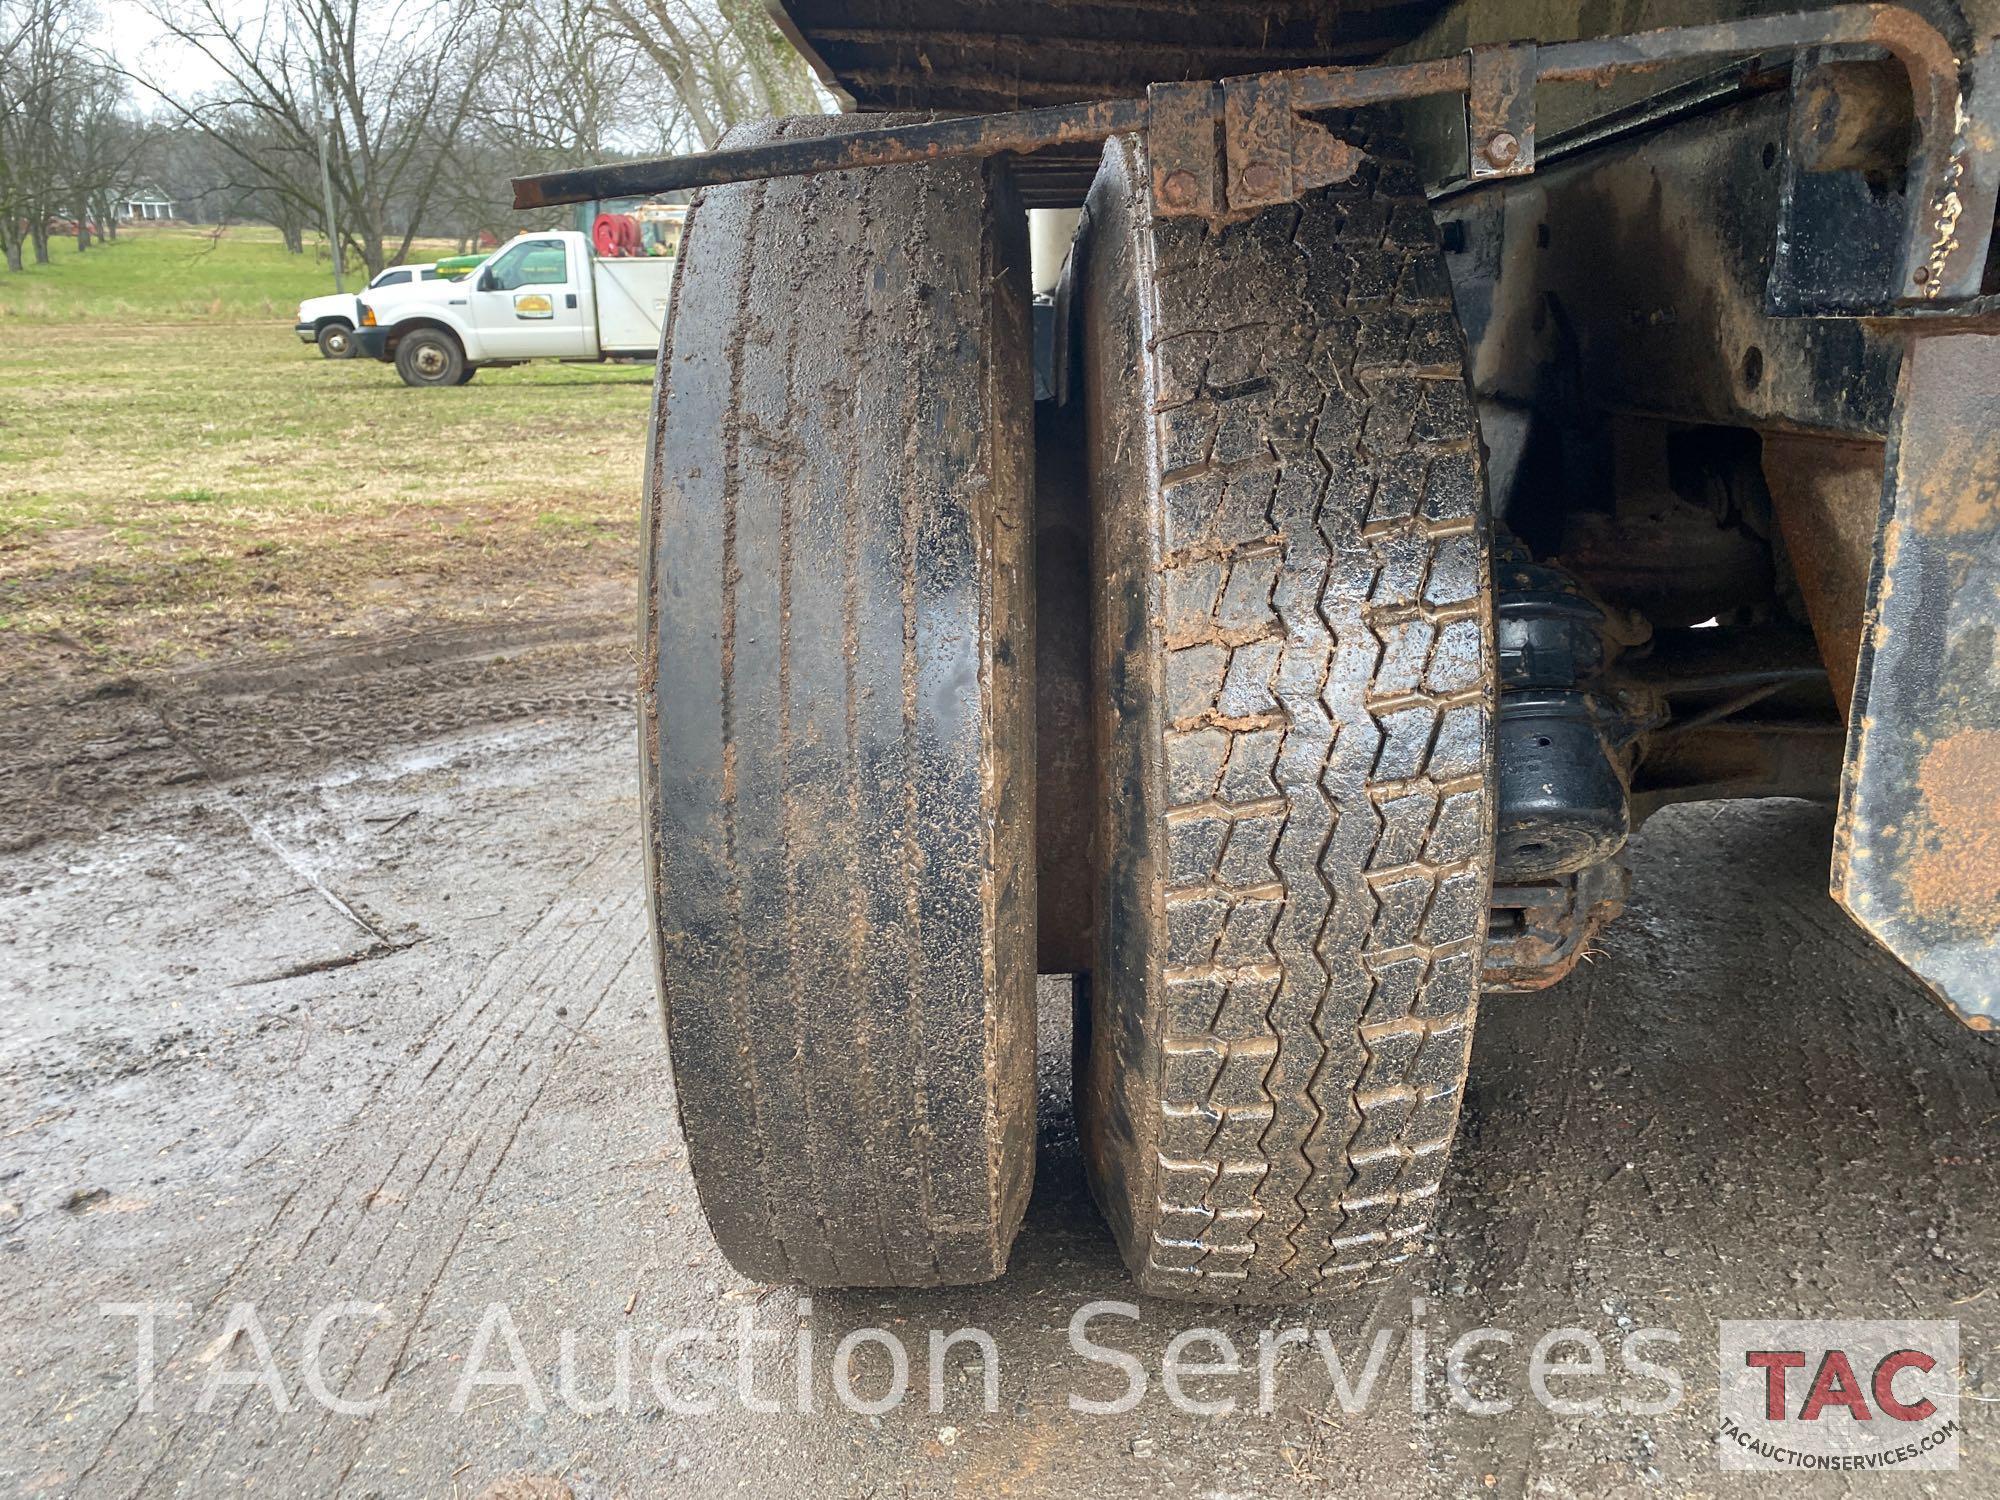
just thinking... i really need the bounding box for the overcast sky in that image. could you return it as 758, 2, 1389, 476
100, 0, 226, 92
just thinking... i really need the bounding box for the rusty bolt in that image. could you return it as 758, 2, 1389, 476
1161, 170, 1199, 208
1484, 132, 1521, 169
1241, 161, 1282, 198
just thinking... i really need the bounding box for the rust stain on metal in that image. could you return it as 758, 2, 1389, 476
1903, 729, 2000, 923
1913, 429, 2000, 537
1145, 80, 1224, 220
513, 97, 1149, 208
1794, 59, 1914, 175
1223, 71, 1296, 212
1836, 334, 2000, 1029
1293, 123, 1364, 195
1465, 41, 1537, 180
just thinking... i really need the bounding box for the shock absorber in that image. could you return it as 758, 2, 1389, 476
1492, 534, 1635, 879
1484, 535, 1650, 992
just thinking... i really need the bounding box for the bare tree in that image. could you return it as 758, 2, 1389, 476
430, 0, 818, 242
55, 64, 149, 247
595, 0, 823, 150
0, 0, 97, 268
132, 0, 503, 275
0, 0, 825, 274
482, 0, 645, 164
152, 108, 312, 246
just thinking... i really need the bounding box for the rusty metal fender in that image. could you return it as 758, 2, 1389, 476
1833, 331, 2000, 1032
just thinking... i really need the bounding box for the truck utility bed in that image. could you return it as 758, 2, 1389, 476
592, 257, 674, 355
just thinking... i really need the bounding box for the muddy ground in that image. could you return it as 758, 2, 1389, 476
2, 619, 1996, 1498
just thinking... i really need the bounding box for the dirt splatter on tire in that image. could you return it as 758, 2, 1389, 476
642, 117, 1037, 1288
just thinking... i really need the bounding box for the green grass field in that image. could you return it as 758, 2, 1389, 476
0, 225, 651, 680
0, 222, 367, 323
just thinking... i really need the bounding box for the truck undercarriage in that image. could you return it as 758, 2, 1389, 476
517, 0, 2000, 1299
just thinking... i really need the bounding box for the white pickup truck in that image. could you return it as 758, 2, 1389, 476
294, 264, 445, 359
352, 229, 675, 387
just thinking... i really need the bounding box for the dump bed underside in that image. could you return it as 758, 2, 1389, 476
771, 0, 1453, 111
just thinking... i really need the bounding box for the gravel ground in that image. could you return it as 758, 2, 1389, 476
3, 622, 1995, 1498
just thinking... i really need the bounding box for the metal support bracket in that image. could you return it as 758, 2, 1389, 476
1466, 42, 1539, 180
1221, 71, 1369, 210
1144, 81, 1223, 220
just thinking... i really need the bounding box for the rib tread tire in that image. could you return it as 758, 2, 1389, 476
642, 116, 1036, 1289
1077, 116, 1496, 1302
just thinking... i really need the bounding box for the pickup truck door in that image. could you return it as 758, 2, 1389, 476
467, 238, 588, 359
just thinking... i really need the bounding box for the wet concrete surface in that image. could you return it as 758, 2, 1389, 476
3, 623, 1996, 1498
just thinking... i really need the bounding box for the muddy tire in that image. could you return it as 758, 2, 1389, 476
316, 322, 353, 359
1075, 117, 1497, 1301
642, 116, 1037, 1288
395, 328, 464, 387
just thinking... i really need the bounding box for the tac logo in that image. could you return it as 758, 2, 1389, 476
1717, 1320, 1960, 1471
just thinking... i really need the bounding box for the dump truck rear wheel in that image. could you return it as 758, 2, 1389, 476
642, 116, 1037, 1288
1075, 115, 1498, 1302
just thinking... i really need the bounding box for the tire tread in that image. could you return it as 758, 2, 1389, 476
1082, 113, 1495, 1301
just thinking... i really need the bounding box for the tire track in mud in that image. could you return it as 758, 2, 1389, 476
72, 835, 647, 1498
2, 620, 631, 856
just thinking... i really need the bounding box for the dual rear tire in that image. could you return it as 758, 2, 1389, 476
1077, 123, 1495, 1301
645, 114, 1496, 1300
644, 118, 1037, 1285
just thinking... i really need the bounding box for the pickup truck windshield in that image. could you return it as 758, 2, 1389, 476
485, 240, 569, 290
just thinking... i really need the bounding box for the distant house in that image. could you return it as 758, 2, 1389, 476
116, 191, 176, 222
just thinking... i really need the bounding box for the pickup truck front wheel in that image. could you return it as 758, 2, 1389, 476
394, 327, 466, 388
315, 322, 354, 359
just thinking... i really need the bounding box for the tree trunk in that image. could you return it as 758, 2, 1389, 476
282, 220, 303, 253
31, 220, 49, 264
4, 226, 23, 273
76, 213, 90, 252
